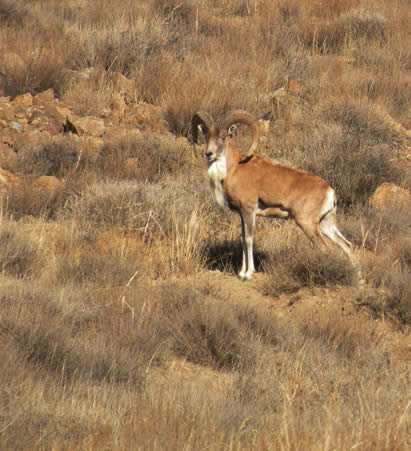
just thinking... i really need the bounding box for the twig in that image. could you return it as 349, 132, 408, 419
118, 269, 139, 322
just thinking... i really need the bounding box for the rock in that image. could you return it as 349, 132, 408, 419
28, 105, 65, 134
33, 89, 55, 105
103, 125, 130, 141
0, 128, 20, 147
125, 103, 168, 134
369, 183, 411, 211
0, 103, 15, 122
11, 129, 51, 155
13, 93, 32, 107
9, 121, 23, 133
71, 116, 105, 137
55, 104, 73, 119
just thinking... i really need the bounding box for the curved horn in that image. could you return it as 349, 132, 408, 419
221, 110, 260, 157
191, 111, 214, 144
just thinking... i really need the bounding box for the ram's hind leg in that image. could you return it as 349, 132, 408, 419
319, 212, 364, 285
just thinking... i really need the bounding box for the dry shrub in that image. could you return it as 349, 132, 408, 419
261, 225, 355, 295
340, 205, 411, 325
149, 0, 197, 24
298, 7, 387, 54
53, 247, 141, 287
156, 282, 278, 371
0, 0, 31, 27
322, 98, 405, 151
287, 99, 406, 207
339, 8, 387, 41
0, 279, 159, 391
0, 223, 40, 277
2, 178, 67, 219
360, 242, 410, 326
62, 68, 115, 116
160, 285, 247, 370
16, 136, 80, 178
153, 56, 241, 135
0, 25, 73, 97
62, 178, 204, 236
307, 0, 361, 18
341, 204, 411, 251
300, 310, 383, 360
168, 209, 206, 275
94, 133, 190, 182
73, 14, 174, 77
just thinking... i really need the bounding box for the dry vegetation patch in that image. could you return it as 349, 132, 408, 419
0, 0, 410, 448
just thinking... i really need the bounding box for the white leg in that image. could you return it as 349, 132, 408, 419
239, 210, 256, 281
319, 213, 365, 285
238, 215, 247, 279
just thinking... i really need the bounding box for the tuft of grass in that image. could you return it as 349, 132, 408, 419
0, 222, 40, 277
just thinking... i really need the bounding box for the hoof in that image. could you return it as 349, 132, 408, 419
238, 272, 253, 281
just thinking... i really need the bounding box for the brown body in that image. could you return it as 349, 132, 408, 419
192, 110, 363, 283
224, 148, 330, 221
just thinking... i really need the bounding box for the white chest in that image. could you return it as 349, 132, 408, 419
208, 157, 230, 209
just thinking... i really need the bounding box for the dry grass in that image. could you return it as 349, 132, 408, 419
0, 0, 410, 449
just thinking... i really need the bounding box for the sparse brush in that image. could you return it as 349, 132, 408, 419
261, 225, 355, 295
0, 0, 31, 27
156, 283, 280, 371
16, 136, 80, 178
157, 284, 247, 370
3, 177, 67, 219
1, 0, 410, 449
62, 178, 205, 240
94, 133, 190, 182
339, 8, 387, 41
290, 99, 406, 207
0, 222, 39, 277
0, 24, 72, 97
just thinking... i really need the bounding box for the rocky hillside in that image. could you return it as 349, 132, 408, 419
0, 0, 410, 449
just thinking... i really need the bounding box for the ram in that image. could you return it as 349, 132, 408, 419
192, 110, 363, 284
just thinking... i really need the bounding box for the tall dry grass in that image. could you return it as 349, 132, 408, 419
0, 0, 410, 449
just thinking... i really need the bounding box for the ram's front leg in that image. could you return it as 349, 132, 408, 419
238, 210, 256, 281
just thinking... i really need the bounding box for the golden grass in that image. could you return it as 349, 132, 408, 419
0, 0, 410, 448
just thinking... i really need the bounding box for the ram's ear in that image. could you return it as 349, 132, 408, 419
198, 124, 207, 135
192, 111, 214, 144
228, 124, 237, 138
